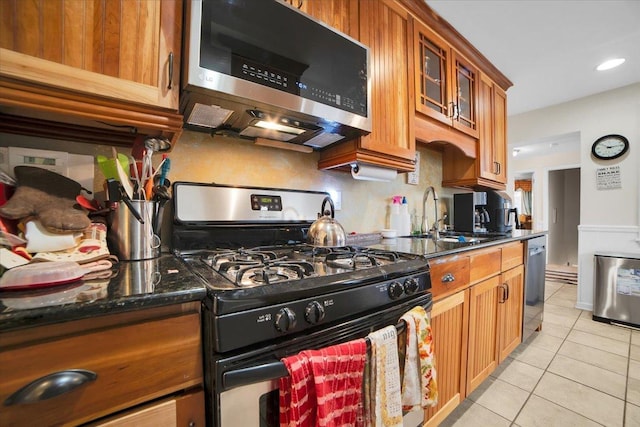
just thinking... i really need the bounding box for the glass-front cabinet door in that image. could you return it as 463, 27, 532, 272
413, 20, 479, 139
451, 50, 480, 138
414, 21, 452, 124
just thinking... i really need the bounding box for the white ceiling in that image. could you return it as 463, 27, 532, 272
425, 0, 640, 117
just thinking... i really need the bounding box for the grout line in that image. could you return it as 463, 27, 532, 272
447, 283, 629, 426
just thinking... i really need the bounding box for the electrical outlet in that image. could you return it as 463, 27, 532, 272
407, 152, 420, 185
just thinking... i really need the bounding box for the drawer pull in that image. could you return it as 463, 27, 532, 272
442, 273, 455, 283
167, 52, 174, 90
4, 369, 97, 406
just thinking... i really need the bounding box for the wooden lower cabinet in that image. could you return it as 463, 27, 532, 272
426, 242, 526, 423
424, 289, 469, 426
466, 275, 501, 393
88, 388, 205, 427
466, 265, 524, 394
0, 304, 203, 427
498, 265, 525, 363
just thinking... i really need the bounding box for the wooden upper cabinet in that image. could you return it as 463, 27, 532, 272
0, 0, 179, 109
441, 74, 507, 190
478, 74, 507, 184
286, 0, 359, 39
0, 0, 183, 145
318, 0, 416, 173
413, 21, 479, 139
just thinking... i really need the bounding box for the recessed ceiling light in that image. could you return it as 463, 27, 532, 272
596, 58, 626, 71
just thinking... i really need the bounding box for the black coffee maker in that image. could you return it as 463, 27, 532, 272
486, 190, 519, 234
453, 191, 519, 234
453, 192, 490, 233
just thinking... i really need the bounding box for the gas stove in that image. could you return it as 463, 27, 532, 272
172, 183, 431, 353
192, 244, 413, 286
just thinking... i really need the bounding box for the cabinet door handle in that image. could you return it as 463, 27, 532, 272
498, 284, 507, 303
167, 52, 174, 90
442, 273, 455, 283
504, 283, 509, 300
4, 369, 97, 406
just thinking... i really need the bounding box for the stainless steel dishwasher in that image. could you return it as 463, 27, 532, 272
593, 252, 640, 328
523, 235, 547, 341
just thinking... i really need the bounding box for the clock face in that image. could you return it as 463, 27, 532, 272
591, 134, 629, 160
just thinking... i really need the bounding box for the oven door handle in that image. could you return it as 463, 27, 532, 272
221, 318, 411, 390
223, 361, 289, 390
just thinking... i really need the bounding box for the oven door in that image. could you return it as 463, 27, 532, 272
212, 293, 432, 427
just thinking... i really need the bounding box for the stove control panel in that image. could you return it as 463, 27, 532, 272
213, 270, 432, 352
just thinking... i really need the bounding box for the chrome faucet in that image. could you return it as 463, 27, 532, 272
422, 186, 439, 240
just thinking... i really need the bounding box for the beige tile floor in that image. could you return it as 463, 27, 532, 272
440, 281, 640, 427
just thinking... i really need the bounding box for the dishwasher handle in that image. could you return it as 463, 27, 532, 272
529, 246, 545, 256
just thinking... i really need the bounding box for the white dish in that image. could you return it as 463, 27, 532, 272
380, 229, 397, 239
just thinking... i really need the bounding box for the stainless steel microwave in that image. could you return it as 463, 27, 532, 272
180, 0, 371, 150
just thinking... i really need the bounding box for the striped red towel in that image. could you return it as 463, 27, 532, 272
280, 353, 316, 427
280, 339, 367, 427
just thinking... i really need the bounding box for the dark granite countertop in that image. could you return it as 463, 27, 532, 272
0, 231, 545, 333
367, 229, 547, 258
0, 254, 207, 333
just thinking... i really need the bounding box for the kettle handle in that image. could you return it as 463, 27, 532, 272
321, 197, 335, 218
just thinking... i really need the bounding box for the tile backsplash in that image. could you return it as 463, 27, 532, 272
0, 130, 447, 235
170, 131, 444, 234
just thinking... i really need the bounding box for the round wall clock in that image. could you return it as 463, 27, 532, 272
591, 134, 629, 160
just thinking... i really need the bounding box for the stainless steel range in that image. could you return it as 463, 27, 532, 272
171, 183, 432, 427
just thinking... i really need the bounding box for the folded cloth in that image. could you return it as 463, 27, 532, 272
32, 222, 113, 264
364, 326, 402, 427
280, 353, 316, 427
305, 339, 367, 427
399, 306, 438, 411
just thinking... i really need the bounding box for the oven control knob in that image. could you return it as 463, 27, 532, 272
305, 301, 326, 324
404, 277, 420, 295
388, 281, 404, 299
275, 307, 297, 332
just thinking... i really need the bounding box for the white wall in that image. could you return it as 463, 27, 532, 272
508, 82, 640, 310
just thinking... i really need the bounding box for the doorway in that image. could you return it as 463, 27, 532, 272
514, 173, 533, 229
547, 168, 580, 267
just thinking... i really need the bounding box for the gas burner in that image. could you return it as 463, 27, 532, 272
326, 253, 380, 269
204, 249, 280, 270
234, 260, 315, 287
325, 248, 400, 269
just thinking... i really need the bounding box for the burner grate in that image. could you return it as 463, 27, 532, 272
235, 260, 315, 286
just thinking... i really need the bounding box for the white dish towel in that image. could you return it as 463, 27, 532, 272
365, 325, 403, 427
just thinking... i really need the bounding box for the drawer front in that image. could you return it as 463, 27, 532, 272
469, 247, 502, 284
0, 313, 203, 427
430, 255, 470, 299
502, 242, 524, 271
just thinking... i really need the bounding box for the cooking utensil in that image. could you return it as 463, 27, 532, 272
159, 155, 170, 186
306, 196, 346, 247
105, 179, 144, 224
111, 148, 134, 200
128, 155, 144, 200
97, 153, 129, 181
152, 185, 171, 234
76, 195, 99, 211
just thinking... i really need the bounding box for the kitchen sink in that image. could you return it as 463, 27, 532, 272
398, 232, 493, 244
